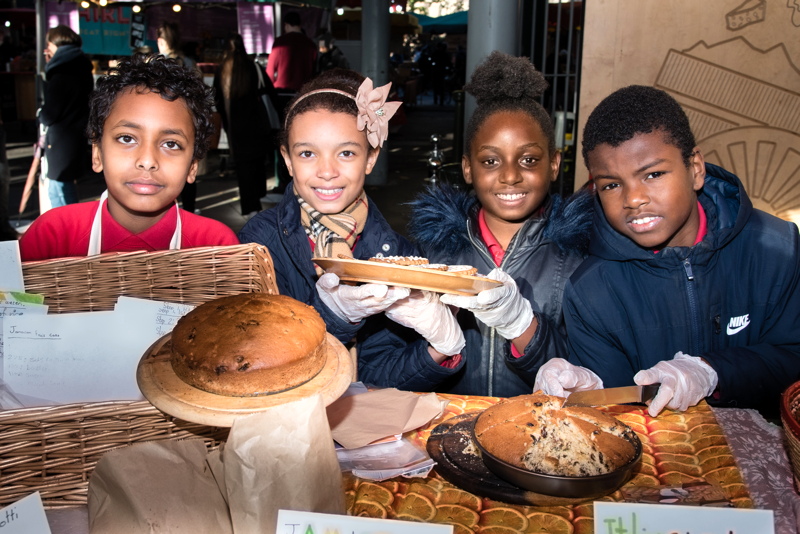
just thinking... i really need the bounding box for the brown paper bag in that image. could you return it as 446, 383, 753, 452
223, 394, 345, 534
88, 439, 233, 534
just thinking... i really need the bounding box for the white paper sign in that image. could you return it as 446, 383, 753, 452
276, 510, 452, 534
115, 296, 195, 341
0, 492, 51, 533
594, 501, 774, 534
3, 311, 145, 406
0, 242, 24, 292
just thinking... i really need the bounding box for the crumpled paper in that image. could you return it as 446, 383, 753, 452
88, 394, 344, 534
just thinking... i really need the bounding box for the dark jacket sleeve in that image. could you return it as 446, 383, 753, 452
356, 315, 462, 391
238, 210, 362, 343
701, 219, 800, 414
505, 309, 570, 383
562, 274, 640, 387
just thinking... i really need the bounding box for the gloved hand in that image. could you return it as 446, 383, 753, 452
533, 358, 604, 397
634, 351, 718, 417
440, 268, 534, 340
385, 290, 466, 356
316, 273, 409, 323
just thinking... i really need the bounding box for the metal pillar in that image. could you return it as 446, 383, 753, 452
362, 1, 390, 186
464, 0, 520, 129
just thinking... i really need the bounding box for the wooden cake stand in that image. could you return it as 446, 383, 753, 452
137, 333, 353, 427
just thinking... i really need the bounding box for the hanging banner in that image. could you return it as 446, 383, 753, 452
237, 2, 274, 55
78, 6, 134, 56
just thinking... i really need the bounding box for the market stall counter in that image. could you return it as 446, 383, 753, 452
17, 393, 799, 533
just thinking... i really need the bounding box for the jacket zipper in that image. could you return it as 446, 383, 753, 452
466, 219, 523, 397
682, 258, 701, 355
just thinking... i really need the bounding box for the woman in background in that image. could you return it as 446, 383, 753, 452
213, 33, 273, 216
39, 25, 93, 210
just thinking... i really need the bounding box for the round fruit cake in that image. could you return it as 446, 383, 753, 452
170, 293, 327, 396
474, 393, 640, 476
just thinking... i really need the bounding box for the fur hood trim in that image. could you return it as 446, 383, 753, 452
408, 183, 592, 256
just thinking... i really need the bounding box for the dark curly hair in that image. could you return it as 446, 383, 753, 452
87, 53, 214, 161
463, 51, 554, 156
281, 68, 376, 151
581, 85, 696, 168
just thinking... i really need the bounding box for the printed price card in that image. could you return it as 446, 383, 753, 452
277, 510, 452, 534
594, 501, 773, 534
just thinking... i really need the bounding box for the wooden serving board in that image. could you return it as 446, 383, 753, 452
344, 395, 752, 534
137, 333, 353, 427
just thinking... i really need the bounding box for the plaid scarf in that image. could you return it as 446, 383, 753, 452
297, 188, 369, 270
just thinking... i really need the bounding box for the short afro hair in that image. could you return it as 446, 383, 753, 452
282, 68, 375, 151
582, 85, 696, 168
463, 51, 554, 156
87, 53, 214, 161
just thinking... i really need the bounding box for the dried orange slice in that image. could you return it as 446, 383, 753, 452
478, 526, 520, 534
480, 506, 529, 530
689, 423, 724, 441
703, 466, 742, 485
408, 481, 441, 503
530, 506, 573, 521
443, 523, 474, 534
438, 488, 483, 511
647, 419, 688, 433
395, 492, 436, 522
624, 472, 661, 487
732, 496, 755, 508
692, 434, 727, 450
640, 452, 657, 465
653, 441, 695, 454
352, 500, 388, 519
695, 445, 733, 462
649, 429, 690, 444
344, 490, 356, 513
435, 504, 480, 529
634, 462, 659, 477
573, 516, 593, 534
572, 496, 615, 517
654, 452, 698, 464
659, 471, 704, 485
699, 454, 736, 471
524, 511, 574, 533
355, 481, 394, 507
656, 461, 702, 477
612, 412, 647, 425
720, 482, 749, 500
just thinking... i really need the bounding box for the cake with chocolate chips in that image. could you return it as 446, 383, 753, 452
170, 293, 327, 396
474, 393, 639, 476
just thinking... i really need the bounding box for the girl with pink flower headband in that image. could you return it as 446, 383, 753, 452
239, 68, 465, 385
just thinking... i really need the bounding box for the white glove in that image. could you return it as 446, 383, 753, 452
316, 273, 409, 323
385, 290, 466, 356
533, 358, 604, 397
440, 268, 534, 340
634, 351, 718, 417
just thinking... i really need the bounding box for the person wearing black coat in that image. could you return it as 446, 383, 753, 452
213, 33, 273, 216
39, 25, 94, 209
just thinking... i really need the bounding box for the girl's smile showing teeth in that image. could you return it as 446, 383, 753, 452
313, 186, 344, 200
496, 192, 527, 202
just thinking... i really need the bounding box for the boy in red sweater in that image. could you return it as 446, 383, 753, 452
20, 54, 238, 261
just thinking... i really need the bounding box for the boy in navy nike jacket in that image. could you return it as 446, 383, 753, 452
534, 86, 800, 418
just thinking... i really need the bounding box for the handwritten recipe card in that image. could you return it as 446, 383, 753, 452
2, 297, 195, 407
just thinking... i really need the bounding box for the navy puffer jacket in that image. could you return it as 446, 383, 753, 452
238, 185, 462, 391
408, 184, 593, 397
564, 164, 800, 416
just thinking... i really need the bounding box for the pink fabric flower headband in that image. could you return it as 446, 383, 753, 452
287, 78, 402, 148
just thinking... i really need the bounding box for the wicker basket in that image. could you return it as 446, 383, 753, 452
781, 381, 800, 490
0, 243, 279, 508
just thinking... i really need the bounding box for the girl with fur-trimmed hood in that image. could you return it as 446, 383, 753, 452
407, 51, 592, 397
